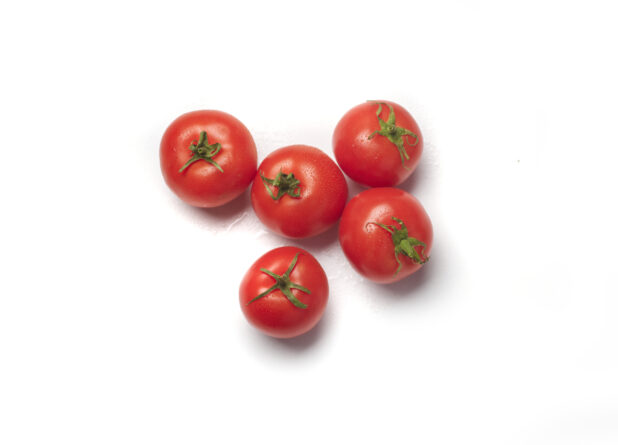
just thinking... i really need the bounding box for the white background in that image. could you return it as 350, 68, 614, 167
1, 1, 617, 443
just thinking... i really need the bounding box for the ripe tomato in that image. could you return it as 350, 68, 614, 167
239, 246, 329, 338
160, 110, 257, 208
333, 100, 423, 187
339, 188, 433, 284
251, 145, 348, 238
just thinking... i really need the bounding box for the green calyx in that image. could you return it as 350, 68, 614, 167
246, 252, 310, 309
367, 216, 429, 275
367, 101, 419, 169
260, 170, 301, 200
178, 131, 224, 173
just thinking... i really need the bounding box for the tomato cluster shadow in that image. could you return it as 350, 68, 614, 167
260, 310, 331, 352
367, 254, 436, 299
191, 188, 251, 221
291, 223, 340, 254
398, 163, 425, 195
341, 161, 426, 201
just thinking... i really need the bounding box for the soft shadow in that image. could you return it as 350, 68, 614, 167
397, 162, 425, 194
184, 188, 251, 223
346, 178, 366, 202
341, 166, 425, 198
292, 223, 339, 254
268, 313, 330, 352
367, 258, 436, 300
261, 311, 330, 353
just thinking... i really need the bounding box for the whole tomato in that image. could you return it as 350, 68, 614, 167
339, 188, 433, 284
333, 100, 423, 187
239, 246, 329, 338
160, 110, 257, 207
251, 145, 348, 238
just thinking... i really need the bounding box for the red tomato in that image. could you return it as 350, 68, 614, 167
333, 100, 423, 187
160, 110, 257, 207
339, 188, 433, 283
251, 145, 348, 238
239, 246, 329, 338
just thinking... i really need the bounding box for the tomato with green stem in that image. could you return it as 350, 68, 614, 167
333, 100, 423, 187
160, 110, 257, 208
239, 246, 328, 338
251, 145, 347, 238
339, 188, 433, 284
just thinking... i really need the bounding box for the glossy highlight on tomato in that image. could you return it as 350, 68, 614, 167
251, 145, 347, 238
160, 110, 257, 207
339, 188, 433, 283
333, 100, 423, 187
239, 246, 329, 338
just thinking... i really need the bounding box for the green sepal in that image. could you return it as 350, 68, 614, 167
367, 101, 419, 169
367, 216, 429, 275
178, 131, 224, 173
246, 252, 310, 309
260, 171, 301, 200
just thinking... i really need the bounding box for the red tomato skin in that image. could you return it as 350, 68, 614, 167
160, 110, 257, 208
339, 188, 433, 284
333, 101, 423, 187
239, 247, 329, 338
251, 145, 348, 238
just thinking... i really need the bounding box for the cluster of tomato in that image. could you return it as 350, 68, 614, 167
160, 101, 433, 339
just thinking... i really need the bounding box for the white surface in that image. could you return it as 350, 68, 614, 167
1, 1, 617, 443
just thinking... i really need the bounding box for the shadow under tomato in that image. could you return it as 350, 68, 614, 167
397, 162, 425, 195
340, 162, 425, 200
291, 223, 340, 254
345, 178, 366, 203
366, 252, 437, 300
259, 309, 331, 353
183, 188, 252, 224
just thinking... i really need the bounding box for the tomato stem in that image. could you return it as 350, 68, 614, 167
366, 217, 428, 275
246, 252, 310, 309
367, 101, 419, 169
178, 131, 224, 173
259, 170, 301, 200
